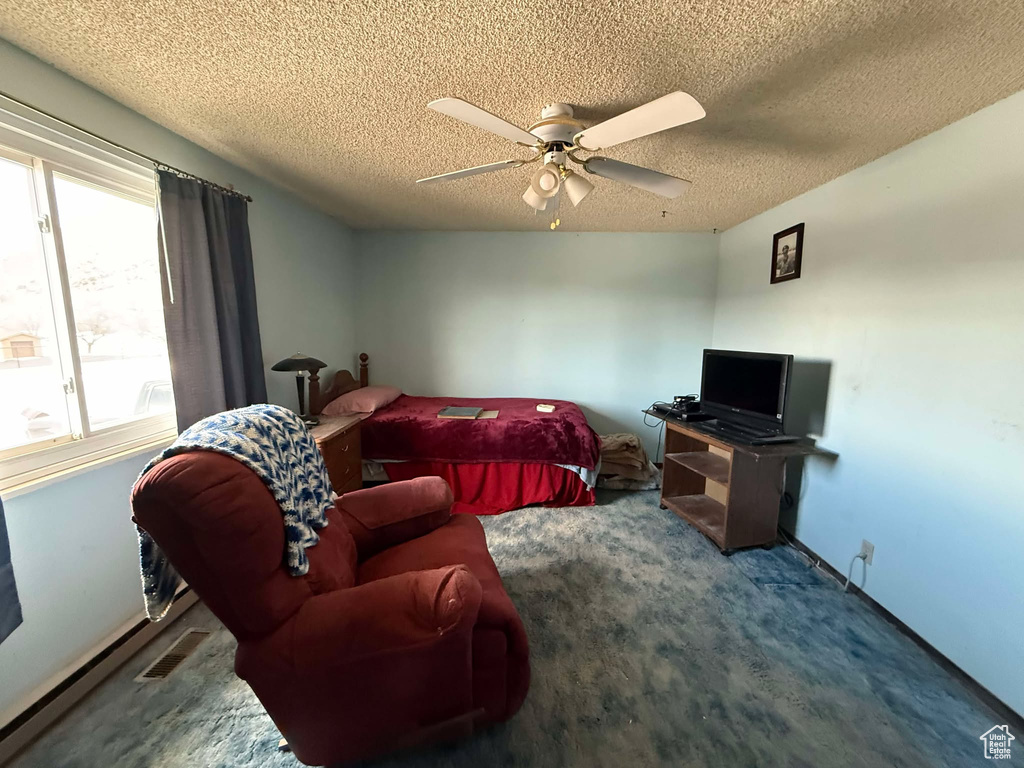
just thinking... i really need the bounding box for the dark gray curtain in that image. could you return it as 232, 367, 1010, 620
157, 171, 267, 431
0, 496, 22, 645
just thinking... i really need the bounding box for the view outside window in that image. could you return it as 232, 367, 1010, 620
0, 157, 71, 451
0, 150, 174, 461
53, 174, 173, 430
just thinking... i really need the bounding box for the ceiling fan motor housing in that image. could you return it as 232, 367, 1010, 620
529, 103, 583, 145
541, 103, 574, 119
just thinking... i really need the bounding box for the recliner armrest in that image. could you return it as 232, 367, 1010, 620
291, 564, 482, 668
339, 476, 453, 559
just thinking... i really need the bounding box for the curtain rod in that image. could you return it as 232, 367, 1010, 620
0, 89, 253, 202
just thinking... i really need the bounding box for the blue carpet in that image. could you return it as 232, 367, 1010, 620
11, 490, 1003, 767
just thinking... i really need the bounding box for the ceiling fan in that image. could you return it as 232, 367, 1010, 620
416, 92, 705, 228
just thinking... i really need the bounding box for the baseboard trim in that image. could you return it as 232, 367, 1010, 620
783, 534, 1023, 730
0, 589, 199, 766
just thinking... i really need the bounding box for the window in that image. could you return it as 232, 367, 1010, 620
0, 114, 175, 492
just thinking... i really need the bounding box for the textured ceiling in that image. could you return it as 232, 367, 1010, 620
1, 1, 1023, 232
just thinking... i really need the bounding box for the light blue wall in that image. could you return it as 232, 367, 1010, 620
0, 456, 151, 723
0, 39, 357, 722
355, 232, 719, 455
712, 90, 1024, 715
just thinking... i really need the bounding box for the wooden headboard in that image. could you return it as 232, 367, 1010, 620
311, 353, 369, 415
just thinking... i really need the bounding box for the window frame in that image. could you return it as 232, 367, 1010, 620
0, 110, 176, 493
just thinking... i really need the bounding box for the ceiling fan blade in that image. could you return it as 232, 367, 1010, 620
574, 92, 705, 151
428, 98, 539, 146
584, 157, 691, 198
416, 159, 524, 185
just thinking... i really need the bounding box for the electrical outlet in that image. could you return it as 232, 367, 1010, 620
860, 539, 874, 565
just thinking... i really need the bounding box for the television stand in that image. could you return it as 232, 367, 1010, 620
645, 409, 829, 552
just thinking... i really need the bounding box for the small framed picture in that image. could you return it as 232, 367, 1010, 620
771, 223, 804, 284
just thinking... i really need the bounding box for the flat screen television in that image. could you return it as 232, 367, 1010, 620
700, 349, 794, 431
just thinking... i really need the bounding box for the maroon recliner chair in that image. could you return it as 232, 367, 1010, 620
131, 452, 530, 766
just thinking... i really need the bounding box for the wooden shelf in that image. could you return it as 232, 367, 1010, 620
665, 451, 730, 484
662, 494, 726, 547
655, 416, 795, 552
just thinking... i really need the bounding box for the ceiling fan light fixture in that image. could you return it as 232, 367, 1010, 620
418, 94, 705, 217
562, 171, 594, 207
522, 185, 549, 211
530, 163, 562, 199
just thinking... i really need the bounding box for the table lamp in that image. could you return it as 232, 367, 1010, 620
271, 354, 326, 425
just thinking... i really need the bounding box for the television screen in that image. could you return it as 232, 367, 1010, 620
701, 350, 793, 426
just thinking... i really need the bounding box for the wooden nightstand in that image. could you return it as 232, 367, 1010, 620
309, 414, 362, 496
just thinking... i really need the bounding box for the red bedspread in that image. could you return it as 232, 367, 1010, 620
362, 395, 600, 469
382, 461, 596, 515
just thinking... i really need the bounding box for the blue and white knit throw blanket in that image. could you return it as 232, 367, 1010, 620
135, 404, 335, 620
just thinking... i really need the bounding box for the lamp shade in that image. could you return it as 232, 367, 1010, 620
271, 353, 326, 372
522, 185, 549, 211
562, 171, 594, 206
530, 163, 561, 199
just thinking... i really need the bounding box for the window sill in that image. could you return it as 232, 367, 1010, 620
0, 429, 176, 499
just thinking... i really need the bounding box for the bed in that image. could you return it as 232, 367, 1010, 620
313, 354, 600, 515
